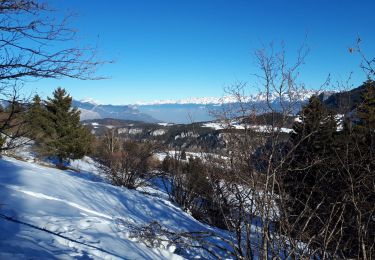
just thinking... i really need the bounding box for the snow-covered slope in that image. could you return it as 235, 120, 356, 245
202, 121, 293, 133
0, 156, 223, 259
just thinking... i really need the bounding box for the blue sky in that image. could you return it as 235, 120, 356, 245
26, 0, 375, 104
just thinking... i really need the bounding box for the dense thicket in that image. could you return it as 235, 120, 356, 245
281, 81, 375, 258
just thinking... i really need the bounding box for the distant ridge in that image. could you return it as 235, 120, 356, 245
73, 100, 159, 123
74, 88, 339, 124
132, 89, 318, 106
322, 80, 373, 112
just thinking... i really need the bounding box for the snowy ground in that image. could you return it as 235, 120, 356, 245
154, 150, 228, 163
0, 156, 229, 259
202, 121, 293, 133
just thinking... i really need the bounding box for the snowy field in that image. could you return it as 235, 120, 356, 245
202, 122, 293, 133
0, 156, 229, 259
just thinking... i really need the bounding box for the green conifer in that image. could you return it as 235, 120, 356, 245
283, 96, 339, 243
25, 95, 52, 141
41, 88, 92, 167
355, 79, 375, 138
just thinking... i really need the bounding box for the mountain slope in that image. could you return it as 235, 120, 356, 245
0, 156, 223, 259
73, 100, 159, 123
323, 82, 371, 112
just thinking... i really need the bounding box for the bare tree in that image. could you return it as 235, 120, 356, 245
0, 0, 104, 82
351, 37, 375, 79
0, 84, 29, 151
0, 0, 106, 153
205, 43, 313, 259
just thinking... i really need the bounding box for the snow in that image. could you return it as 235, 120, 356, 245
158, 123, 173, 127
78, 108, 102, 121
128, 128, 143, 135
117, 128, 143, 135
154, 151, 228, 163
174, 131, 199, 139
2, 138, 35, 162
80, 98, 100, 105
202, 122, 293, 133
133, 89, 318, 106
0, 156, 228, 259
202, 122, 225, 130
151, 129, 166, 136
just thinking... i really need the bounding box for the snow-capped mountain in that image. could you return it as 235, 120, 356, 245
76, 89, 330, 124
134, 89, 326, 123
133, 89, 319, 106
79, 98, 100, 105
73, 100, 159, 123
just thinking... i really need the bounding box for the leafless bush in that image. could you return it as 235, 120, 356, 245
0, 85, 30, 152
97, 129, 159, 189
128, 221, 236, 259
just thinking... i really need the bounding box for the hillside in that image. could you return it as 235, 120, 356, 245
83, 119, 226, 152
0, 156, 229, 259
322, 81, 371, 112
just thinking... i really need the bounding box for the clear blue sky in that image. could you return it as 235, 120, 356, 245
26, 0, 375, 104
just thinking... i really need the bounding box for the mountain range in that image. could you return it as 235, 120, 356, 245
133, 89, 317, 106
4, 87, 364, 124
72, 100, 159, 123
75, 89, 321, 123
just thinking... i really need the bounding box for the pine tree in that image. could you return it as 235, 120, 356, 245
283, 93, 375, 257
41, 88, 92, 167
355, 79, 375, 140
289, 96, 337, 165
332, 80, 375, 258
180, 150, 187, 160
283, 96, 340, 247
25, 95, 52, 141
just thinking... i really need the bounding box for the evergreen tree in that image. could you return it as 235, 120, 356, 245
333, 80, 375, 258
289, 96, 337, 169
283, 93, 375, 257
282, 96, 340, 250
180, 150, 187, 160
41, 88, 92, 167
355, 79, 375, 140
25, 95, 52, 141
